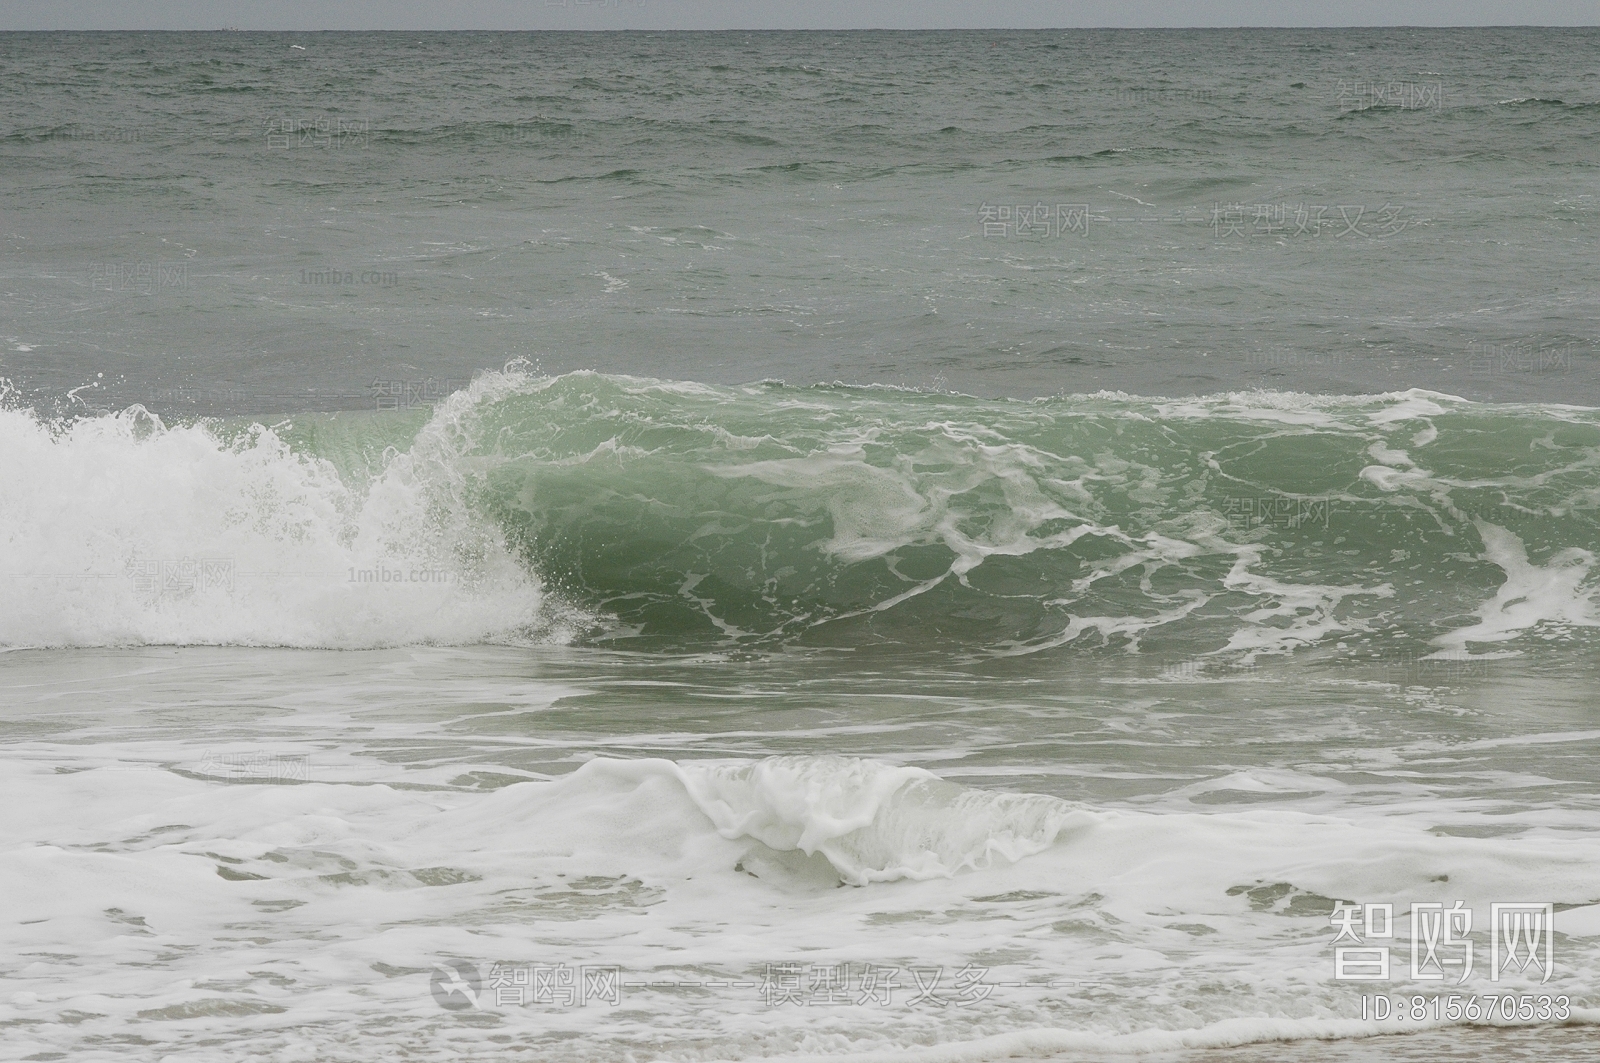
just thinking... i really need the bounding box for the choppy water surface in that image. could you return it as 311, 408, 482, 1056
2, 27, 1598, 1063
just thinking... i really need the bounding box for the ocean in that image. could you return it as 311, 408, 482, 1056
1, 27, 1598, 1063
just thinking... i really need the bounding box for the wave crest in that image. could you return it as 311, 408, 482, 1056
6, 368, 1599, 656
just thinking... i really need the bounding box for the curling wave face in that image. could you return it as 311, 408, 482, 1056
4, 366, 1599, 658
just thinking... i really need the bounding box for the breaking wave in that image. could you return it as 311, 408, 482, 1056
4, 366, 1598, 657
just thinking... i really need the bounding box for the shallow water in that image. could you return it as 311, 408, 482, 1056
3, 643, 1597, 1060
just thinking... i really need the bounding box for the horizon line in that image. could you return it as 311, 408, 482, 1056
3, 24, 1597, 31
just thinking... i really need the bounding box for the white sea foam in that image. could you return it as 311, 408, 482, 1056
0, 394, 555, 649
4, 750, 1597, 1061
1428, 521, 1600, 655
672, 756, 1091, 884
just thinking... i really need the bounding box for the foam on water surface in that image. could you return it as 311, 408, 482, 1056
4, 369, 1598, 666
4, 747, 1597, 1061
5, 27, 1600, 1061
2, 646, 1597, 1061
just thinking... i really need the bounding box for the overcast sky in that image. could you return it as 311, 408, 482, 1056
3, 0, 1598, 31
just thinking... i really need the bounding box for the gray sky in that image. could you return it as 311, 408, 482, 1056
3, 1, 1597, 31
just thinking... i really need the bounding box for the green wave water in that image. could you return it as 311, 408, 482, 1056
292, 370, 1600, 658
